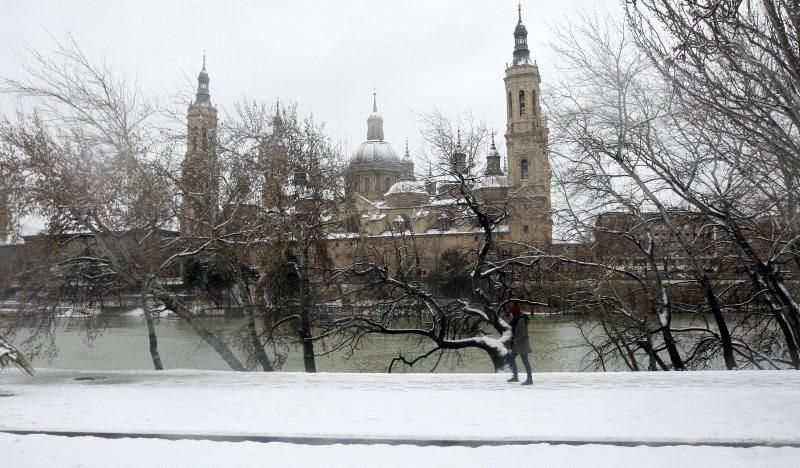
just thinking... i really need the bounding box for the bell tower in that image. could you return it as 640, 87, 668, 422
181, 54, 219, 238
504, 4, 551, 245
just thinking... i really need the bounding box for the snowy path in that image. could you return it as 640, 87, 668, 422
2, 433, 797, 468
1, 369, 799, 466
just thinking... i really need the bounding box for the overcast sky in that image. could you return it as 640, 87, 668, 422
0, 0, 612, 161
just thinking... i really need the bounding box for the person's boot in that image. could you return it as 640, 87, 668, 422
507, 375, 519, 382
521, 376, 533, 385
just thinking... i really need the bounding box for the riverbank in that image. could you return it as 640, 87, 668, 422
1, 369, 799, 466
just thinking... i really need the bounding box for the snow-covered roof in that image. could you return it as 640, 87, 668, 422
385, 179, 427, 196
429, 198, 462, 206
361, 213, 386, 222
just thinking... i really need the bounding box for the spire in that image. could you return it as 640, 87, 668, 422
399, 138, 415, 180
486, 133, 502, 176
366, 90, 384, 141
512, 3, 532, 67
273, 99, 284, 127
194, 53, 212, 107
452, 129, 467, 174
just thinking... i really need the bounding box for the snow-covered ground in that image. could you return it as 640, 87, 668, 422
2, 434, 795, 468
1, 369, 799, 467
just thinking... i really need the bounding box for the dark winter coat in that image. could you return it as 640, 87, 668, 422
510, 313, 532, 354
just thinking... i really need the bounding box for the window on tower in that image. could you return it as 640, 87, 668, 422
507, 92, 512, 119
519, 90, 526, 117
521, 159, 529, 179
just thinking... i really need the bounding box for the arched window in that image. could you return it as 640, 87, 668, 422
531, 90, 537, 114
385, 177, 391, 191
507, 92, 512, 119
363, 177, 371, 192
521, 159, 529, 179
519, 90, 526, 117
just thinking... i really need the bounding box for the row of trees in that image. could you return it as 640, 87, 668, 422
543, 1, 800, 370
1, 0, 798, 373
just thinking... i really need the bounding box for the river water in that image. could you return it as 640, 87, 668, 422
5, 307, 725, 373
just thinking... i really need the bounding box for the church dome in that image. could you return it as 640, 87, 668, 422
352, 140, 401, 163
350, 92, 403, 165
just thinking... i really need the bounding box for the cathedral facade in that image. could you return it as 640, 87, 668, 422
180, 8, 552, 274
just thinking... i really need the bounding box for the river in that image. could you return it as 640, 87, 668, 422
4, 307, 728, 372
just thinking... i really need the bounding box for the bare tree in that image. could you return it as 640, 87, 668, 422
0, 37, 247, 371
324, 110, 549, 372
624, 0, 800, 365
545, 9, 800, 370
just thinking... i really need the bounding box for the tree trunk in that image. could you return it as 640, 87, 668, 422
157, 293, 246, 371
238, 280, 273, 371
700, 279, 736, 370
638, 339, 669, 371
746, 270, 800, 369
297, 245, 317, 373
728, 222, 800, 365
489, 347, 507, 372
245, 306, 273, 371
646, 250, 685, 370
141, 287, 163, 370
300, 306, 316, 373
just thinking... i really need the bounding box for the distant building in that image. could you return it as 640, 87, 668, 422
178, 7, 553, 273
180, 54, 220, 240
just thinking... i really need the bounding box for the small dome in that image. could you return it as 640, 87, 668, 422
514, 22, 527, 36
352, 140, 401, 164
385, 179, 427, 196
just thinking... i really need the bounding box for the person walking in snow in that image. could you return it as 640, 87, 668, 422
506, 301, 533, 385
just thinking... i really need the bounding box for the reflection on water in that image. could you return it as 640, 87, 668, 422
4, 308, 721, 373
